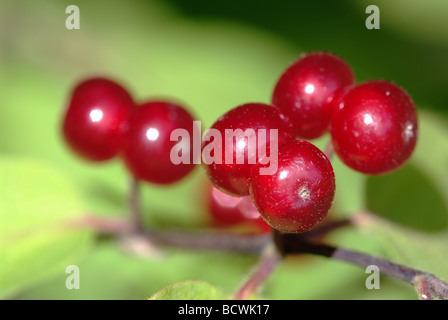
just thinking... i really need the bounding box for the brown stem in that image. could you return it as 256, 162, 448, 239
277, 230, 418, 283
73, 215, 448, 299
413, 274, 448, 300
233, 244, 281, 300
333, 247, 417, 283
74, 215, 270, 254
150, 229, 271, 254
129, 178, 144, 233
275, 231, 448, 299
332, 247, 448, 299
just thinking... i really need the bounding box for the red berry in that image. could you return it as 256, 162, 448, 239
330, 80, 418, 175
207, 184, 271, 233
272, 52, 354, 140
121, 101, 197, 184
201, 103, 295, 196
62, 77, 134, 161
249, 140, 335, 233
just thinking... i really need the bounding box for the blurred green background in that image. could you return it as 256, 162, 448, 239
1, 0, 447, 300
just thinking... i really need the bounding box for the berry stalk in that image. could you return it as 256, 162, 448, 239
129, 178, 144, 233
233, 244, 281, 300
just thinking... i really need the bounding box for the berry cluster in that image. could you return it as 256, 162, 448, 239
202, 52, 418, 233
61, 52, 418, 235
62, 77, 197, 184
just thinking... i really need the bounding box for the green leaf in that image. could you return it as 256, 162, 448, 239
411, 112, 448, 201
0, 157, 94, 298
366, 163, 448, 232
365, 111, 448, 231
149, 280, 227, 300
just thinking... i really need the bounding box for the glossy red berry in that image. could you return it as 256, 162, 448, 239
249, 140, 335, 233
201, 103, 295, 197
330, 80, 418, 175
62, 77, 134, 161
272, 52, 354, 140
121, 101, 197, 184
207, 183, 271, 233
